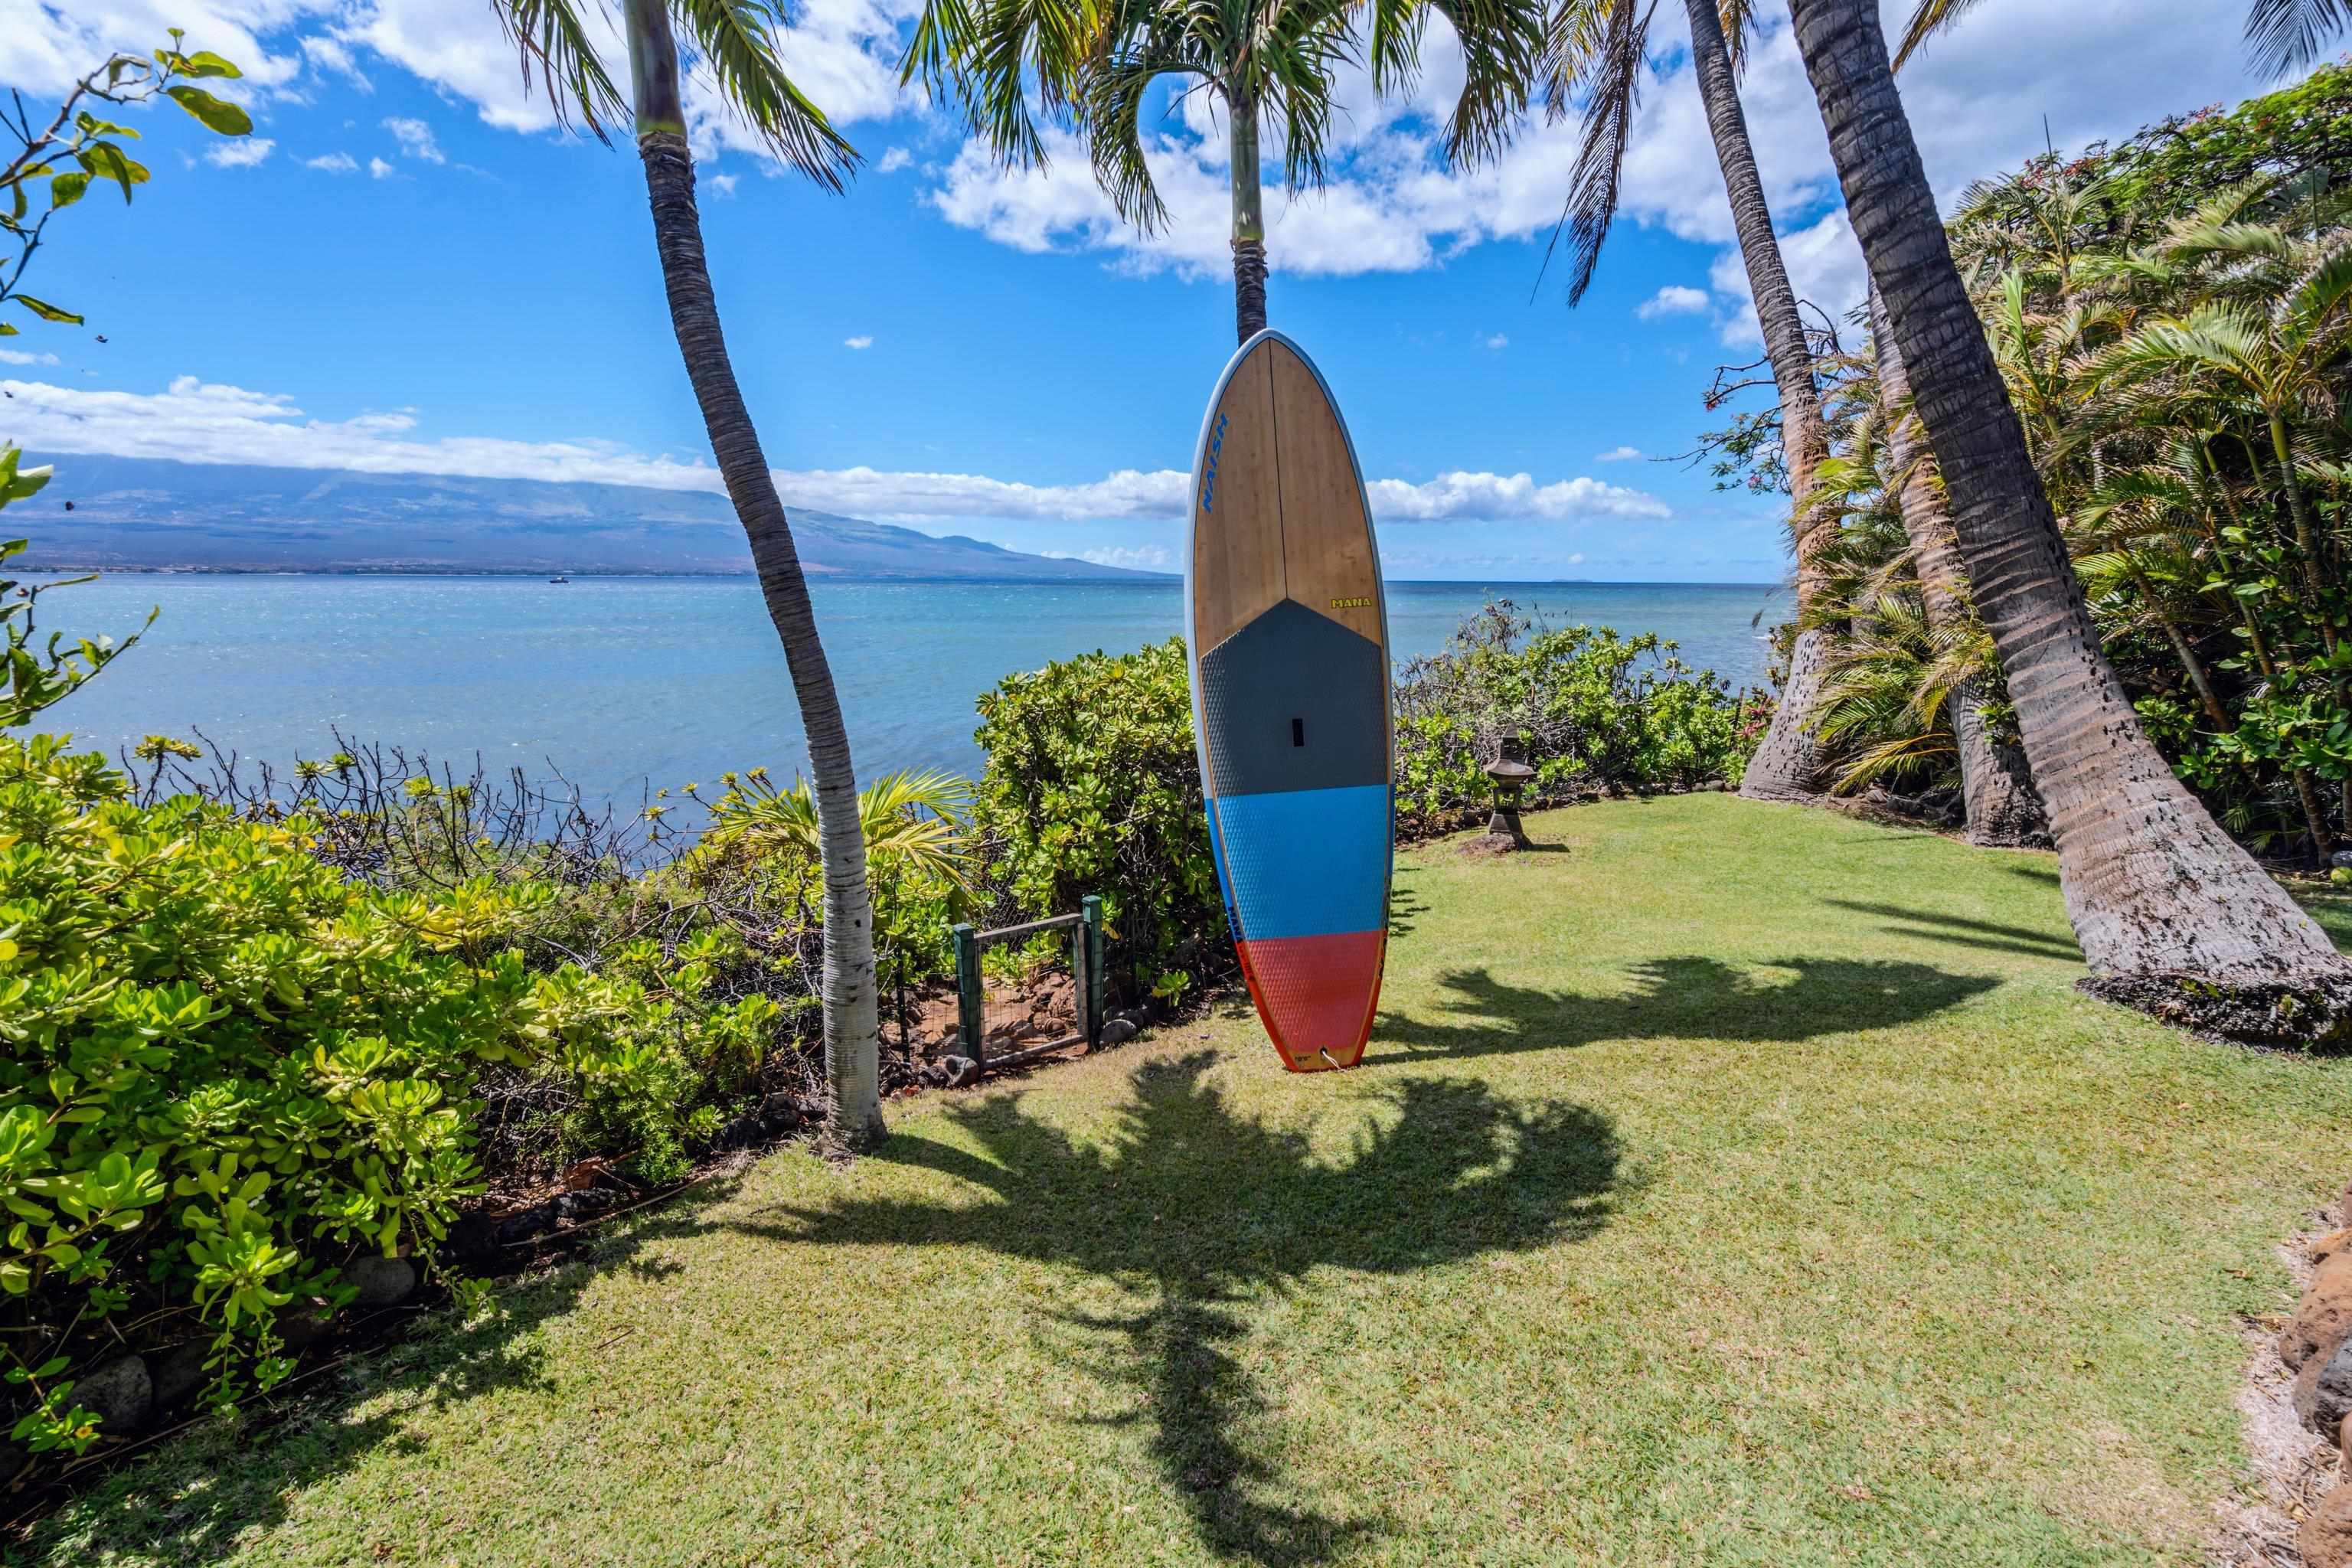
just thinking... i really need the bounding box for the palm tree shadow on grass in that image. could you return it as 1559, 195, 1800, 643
39, 1186, 743, 1565
1368, 956, 2002, 1063
741, 1052, 1620, 1567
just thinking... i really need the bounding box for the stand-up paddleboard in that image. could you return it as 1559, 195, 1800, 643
1186, 330, 1392, 1073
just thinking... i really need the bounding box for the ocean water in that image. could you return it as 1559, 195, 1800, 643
41, 576, 1776, 809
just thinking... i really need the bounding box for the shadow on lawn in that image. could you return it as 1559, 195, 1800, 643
1816, 899, 2081, 962
1368, 954, 2001, 1063
746, 1051, 1620, 1567
40, 1184, 745, 1565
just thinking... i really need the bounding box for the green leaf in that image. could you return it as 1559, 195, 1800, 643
47, 172, 87, 210
75, 144, 147, 202
11, 297, 82, 325
164, 86, 252, 137
181, 51, 243, 80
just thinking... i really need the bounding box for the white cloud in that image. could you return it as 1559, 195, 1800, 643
1566, 553, 1586, 566
921, 0, 2275, 312
1483, 333, 1508, 350
382, 116, 443, 163
1069, 544, 1172, 570
0, 350, 60, 367
368, 156, 394, 179
2, 373, 1674, 525
844, 335, 874, 349
305, 151, 359, 172
876, 146, 913, 173
1366, 471, 1668, 521
1635, 285, 1710, 320
204, 136, 276, 168
299, 33, 371, 90
709, 172, 740, 195
1595, 446, 1643, 462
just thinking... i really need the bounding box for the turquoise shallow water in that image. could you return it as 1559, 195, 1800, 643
41, 576, 1775, 808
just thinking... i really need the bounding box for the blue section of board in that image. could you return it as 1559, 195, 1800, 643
1206, 784, 1390, 942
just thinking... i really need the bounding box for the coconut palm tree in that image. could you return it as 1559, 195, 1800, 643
1547, 0, 1831, 802
1866, 281, 2044, 844
1782, 0, 2352, 1040
492, 0, 888, 1142
905, 0, 1544, 343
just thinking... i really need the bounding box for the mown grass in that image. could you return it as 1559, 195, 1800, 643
37, 796, 2352, 1566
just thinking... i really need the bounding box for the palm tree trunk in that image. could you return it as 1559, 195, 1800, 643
626, 0, 885, 1139
1684, 0, 1831, 804
1870, 283, 2046, 848
1229, 90, 1267, 344
1787, 0, 2352, 1044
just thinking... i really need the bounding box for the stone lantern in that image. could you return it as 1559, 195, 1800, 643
1482, 756, 1536, 848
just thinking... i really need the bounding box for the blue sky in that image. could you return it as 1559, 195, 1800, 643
2, 0, 2282, 580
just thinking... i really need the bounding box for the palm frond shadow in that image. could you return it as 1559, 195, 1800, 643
743, 1052, 1620, 1566
1368, 955, 2002, 1063
1817, 898, 2080, 961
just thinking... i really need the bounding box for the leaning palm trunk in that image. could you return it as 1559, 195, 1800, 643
626, 0, 885, 1136
1686, 0, 1831, 804
1229, 91, 1267, 344
1788, 0, 2352, 1043
1868, 284, 2045, 848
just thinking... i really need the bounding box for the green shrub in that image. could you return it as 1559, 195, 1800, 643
1392, 603, 1753, 836
973, 639, 1223, 995
0, 732, 701, 1452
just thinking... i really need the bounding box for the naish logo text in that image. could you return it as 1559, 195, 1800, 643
1200, 413, 1227, 511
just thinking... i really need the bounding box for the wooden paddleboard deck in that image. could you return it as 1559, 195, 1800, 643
1186, 330, 1392, 1073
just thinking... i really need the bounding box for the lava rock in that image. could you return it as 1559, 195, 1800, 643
2282, 1252, 2352, 1370
345, 1256, 417, 1308
939, 1055, 982, 1089
1099, 1017, 1140, 1047
443, 1212, 501, 1267
277, 1307, 334, 1352
149, 1340, 212, 1416
2301, 1340, 2352, 1437
2305, 1481, 2352, 1568
756, 1095, 803, 1135
496, 1202, 559, 1246
716, 1112, 766, 1150
2332, 850, 2352, 870
76, 1354, 152, 1437
554, 1189, 615, 1225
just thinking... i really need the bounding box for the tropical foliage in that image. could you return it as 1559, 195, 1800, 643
1392, 603, 1755, 834
1780, 70, 2352, 858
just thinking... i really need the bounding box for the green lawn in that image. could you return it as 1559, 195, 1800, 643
39, 797, 2352, 1566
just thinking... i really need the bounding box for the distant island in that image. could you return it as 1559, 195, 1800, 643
15, 455, 1171, 580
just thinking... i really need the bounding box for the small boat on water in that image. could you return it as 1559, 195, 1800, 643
549, 575, 570, 583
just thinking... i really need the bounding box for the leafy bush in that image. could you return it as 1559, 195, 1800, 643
1392, 603, 1754, 836
972, 639, 1223, 995
0, 732, 736, 1452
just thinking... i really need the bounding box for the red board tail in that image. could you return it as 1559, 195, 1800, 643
1234, 929, 1387, 1072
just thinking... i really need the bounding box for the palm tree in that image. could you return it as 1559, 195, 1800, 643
1782, 0, 2352, 1040
1548, 0, 1831, 803
493, 0, 888, 1142
1866, 282, 2044, 845
905, 0, 1542, 343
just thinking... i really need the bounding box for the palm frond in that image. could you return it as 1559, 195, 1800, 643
1890, 0, 1991, 70
1541, 0, 1651, 306
2246, 0, 2352, 77
675, 0, 859, 188
494, 0, 629, 142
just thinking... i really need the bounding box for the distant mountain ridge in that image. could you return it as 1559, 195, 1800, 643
13, 455, 1168, 580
